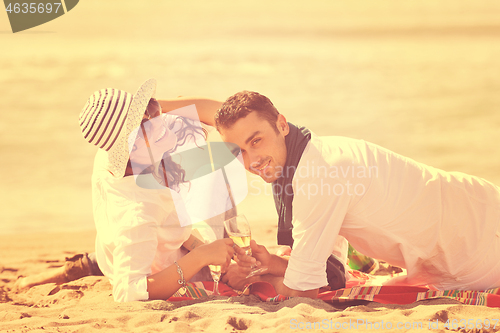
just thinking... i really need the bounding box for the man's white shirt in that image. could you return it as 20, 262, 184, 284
284, 134, 500, 291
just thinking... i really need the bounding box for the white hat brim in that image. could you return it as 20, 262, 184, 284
106, 78, 157, 178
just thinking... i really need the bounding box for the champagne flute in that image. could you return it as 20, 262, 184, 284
223, 215, 267, 278
203, 231, 222, 295
193, 221, 223, 295
208, 261, 222, 295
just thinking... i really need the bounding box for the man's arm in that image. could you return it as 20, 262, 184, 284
234, 240, 289, 277
222, 241, 289, 290
224, 240, 317, 297
158, 97, 222, 126
223, 241, 320, 298
241, 242, 319, 298
261, 275, 319, 298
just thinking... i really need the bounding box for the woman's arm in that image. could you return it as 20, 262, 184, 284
109, 203, 231, 302
158, 97, 222, 126
181, 229, 205, 252
146, 238, 234, 300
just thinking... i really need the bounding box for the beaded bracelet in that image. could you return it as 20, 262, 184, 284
174, 261, 187, 295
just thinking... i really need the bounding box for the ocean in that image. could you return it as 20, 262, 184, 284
1, 0, 500, 234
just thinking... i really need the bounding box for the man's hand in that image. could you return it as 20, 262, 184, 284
221, 262, 260, 290
226, 242, 319, 298
223, 241, 279, 290
158, 98, 222, 126
237, 240, 290, 277
234, 240, 272, 270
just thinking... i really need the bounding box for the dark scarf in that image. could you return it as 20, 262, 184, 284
272, 123, 346, 289
272, 123, 311, 247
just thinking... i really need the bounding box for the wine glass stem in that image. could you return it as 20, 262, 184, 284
213, 279, 219, 295
245, 249, 257, 269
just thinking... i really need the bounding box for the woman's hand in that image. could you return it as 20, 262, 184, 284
147, 238, 233, 300
193, 238, 234, 271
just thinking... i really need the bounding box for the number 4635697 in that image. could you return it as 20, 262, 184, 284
6, 3, 62, 14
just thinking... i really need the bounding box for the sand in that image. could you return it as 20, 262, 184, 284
3, 0, 500, 331
2, 230, 500, 333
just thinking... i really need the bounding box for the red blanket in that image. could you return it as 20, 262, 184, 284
168, 280, 500, 308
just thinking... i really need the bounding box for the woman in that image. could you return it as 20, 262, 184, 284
15, 79, 235, 302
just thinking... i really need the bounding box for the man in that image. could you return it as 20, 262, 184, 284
217, 91, 500, 298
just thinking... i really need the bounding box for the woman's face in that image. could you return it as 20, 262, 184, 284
128, 100, 177, 175
144, 98, 161, 119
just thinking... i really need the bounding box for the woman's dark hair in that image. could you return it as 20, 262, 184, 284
157, 116, 207, 189
127, 98, 207, 189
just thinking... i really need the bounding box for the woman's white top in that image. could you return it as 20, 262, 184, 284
92, 112, 235, 302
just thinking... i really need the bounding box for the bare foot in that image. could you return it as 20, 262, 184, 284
12, 267, 68, 292
12, 276, 30, 293
372, 261, 403, 276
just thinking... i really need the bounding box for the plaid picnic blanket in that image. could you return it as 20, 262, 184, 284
167, 276, 500, 308
266, 285, 500, 307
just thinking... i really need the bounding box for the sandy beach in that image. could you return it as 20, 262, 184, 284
2, 0, 500, 331
3, 230, 500, 333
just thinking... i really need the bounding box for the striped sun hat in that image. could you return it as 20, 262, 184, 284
79, 79, 156, 178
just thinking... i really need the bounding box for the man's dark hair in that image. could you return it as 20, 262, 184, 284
215, 91, 280, 133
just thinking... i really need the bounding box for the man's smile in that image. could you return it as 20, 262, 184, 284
253, 159, 271, 174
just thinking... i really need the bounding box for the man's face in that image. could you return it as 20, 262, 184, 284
219, 112, 289, 183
